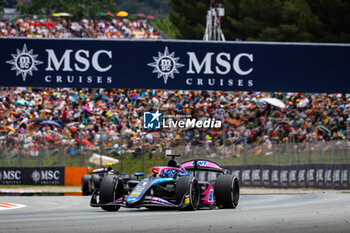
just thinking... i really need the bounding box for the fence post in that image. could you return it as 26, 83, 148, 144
331, 140, 335, 164
59, 140, 63, 167
342, 140, 346, 164
272, 143, 276, 165
297, 143, 301, 165
1, 143, 4, 167
285, 143, 289, 165
120, 152, 123, 174
98, 140, 103, 168
17, 145, 22, 167
345, 140, 348, 164
142, 135, 145, 173
163, 143, 166, 166
260, 143, 264, 165
277, 143, 281, 166
308, 142, 312, 164
38, 146, 43, 167
243, 143, 247, 166
320, 141, 324, 164
4, 142, 10, 166
292, 142, 296, 165
230, 145, 234, 166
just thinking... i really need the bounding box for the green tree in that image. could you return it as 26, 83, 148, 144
114, 0, 170, 16
170, 0, 350, 43
222, 0, 321, 42
0, 0, 4, 16
169, 0, 208, 39
306, 0, 350, 42
17, 0, 60, 16
151, 16, 178, 39
18, 0, 116, 18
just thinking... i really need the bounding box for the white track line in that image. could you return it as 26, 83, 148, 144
0, 202, 26, 211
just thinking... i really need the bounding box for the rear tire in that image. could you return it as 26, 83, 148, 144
176, 176, 200, 210
100, 175, 123, 211
215, 174, 239, 208
81, 175, 92, 196
91, 174, 101, 190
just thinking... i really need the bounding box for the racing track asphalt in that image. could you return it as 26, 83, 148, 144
0, 194, 350, 233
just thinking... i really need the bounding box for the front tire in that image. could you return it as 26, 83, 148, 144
176, 176, 200, 210
100, 175, 123, 211
81, 175, 92, 196
215, 174, 239, 208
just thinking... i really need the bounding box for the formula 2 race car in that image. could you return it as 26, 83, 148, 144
81, 164, 117, 195
90, 154, 239, 211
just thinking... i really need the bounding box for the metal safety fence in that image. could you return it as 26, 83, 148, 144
0, 134, 349, 172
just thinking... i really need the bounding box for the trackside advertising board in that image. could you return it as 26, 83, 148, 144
225, 164, 350, 189
0, 38, 349, 93
0, 167, 64, 185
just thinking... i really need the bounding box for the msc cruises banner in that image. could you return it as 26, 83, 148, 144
0, 167, 64, 185
0, 37, 349, 92
225, 164, 350, 189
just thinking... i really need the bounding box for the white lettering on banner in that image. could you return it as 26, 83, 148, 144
186, 78, 192, 85
317, 169, 324, 181
233, 53, 253, 75
92, 50, 112, 72
46, 49, 73, 71
307, 169, 315, 181
40, 170, 60, 180
262, 170, 269, 181
325, 170, 332, 181
74, 50, 90, 71
215, 53, 231, 74
186, 52, 214, 74
186, 52, 253, 75
45, 49, 112, 72
272, 170, 279, 182
252, 170, 260, 181
2, 171, 21, 180
242, 170, 251, 181
333, 170, 340, 182
342, 170, 348, 181
280, 170, 288, 182
44, 75, 112, 84
185, 78, 253, 87
299, 170, 305, 181
289, 170, 297, 181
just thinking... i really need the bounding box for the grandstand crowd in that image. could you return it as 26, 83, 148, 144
0, 17, 161, 39
0, 17, 349, 158
0, 87, 349, 157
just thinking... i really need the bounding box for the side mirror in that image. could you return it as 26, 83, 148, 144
134, 172, 144, 180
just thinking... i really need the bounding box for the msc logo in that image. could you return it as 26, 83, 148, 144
6, 44, 43, 81
147, 47, 184, 84
143, 110, 162, 129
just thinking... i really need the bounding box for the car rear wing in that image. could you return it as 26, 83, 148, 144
181, 159, 227, 173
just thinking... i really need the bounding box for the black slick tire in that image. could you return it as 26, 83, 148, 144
215, 174, 239, 208
176, 176, 200, 210
91, 174, 101, 190
81, 175, 92, 196
100, 175, 122, 211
